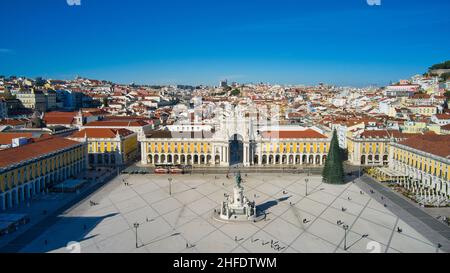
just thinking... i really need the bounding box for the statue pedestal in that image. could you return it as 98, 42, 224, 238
213, 173, 265, 223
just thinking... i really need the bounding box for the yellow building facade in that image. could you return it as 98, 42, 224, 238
0, 137, 87, 210
389, 134, 450, 200
141, 129, 330, 167
69, 128, 138, 167
347, 130, 411, 166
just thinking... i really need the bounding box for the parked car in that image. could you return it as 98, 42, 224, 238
154, 167, 169, 174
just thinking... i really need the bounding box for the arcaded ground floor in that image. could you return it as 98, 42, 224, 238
18, 173, 446, 253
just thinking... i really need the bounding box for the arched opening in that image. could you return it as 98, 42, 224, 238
315, 155, 320, 165
0, 194, 4, 210
4, 193, 9, 209
11, 190, 17, 207
308, 155, 314, 164
254, 155, 259, 164
174, 154, 179, 164
154, 154, 159, 164
295, 155, 300, 164
18, 187, 23, 203
229, 134, 244, 166
275, 155, 280, 164
187, 155, 192, 164
194, 154, 199, 164
361, 155, 366, 165
262, 155, 267, 164
215, 155, 220, 165
268, 155, 273, 164
200, 155, 205, 164
181, 154, 186, 164
161, 154, 166, 163
302, 155, 307, 164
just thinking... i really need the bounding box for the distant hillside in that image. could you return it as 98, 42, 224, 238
428, 60, 450, 81
429, 60, 450, 70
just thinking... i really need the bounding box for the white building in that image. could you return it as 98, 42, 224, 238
431, 113, 450, 125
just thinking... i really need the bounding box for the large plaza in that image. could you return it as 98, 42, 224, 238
16, 172, 445, 253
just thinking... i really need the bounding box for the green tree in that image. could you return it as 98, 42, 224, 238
429, 60, 450, 70
440, 72, 450, 81
322, 130, 345, 184
103, 97, 109, 107
444, 91, 450, 101
3, 87, 14, 99
230, 89, 240, 96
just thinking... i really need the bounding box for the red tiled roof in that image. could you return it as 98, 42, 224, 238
0, 133, 33, 145
397, 133, 450, 158
0, 137, 82, 168
261, 129, 327, 139
0, 119, 28, 126
84, 120, 148, 127
411, 93, 431, 99
359, 130, 416, 139
44, 116, 75, 125
70, 128, 134, 139
43, 112, 77, 125
434, 113, 450, 120
44, 111, 77, 117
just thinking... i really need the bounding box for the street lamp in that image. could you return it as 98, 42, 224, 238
343, 224, 349, 251
133, 222, 140, 248
305, 178, 309, 196
168, 178, 173, 196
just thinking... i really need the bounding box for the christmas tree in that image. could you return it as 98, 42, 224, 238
322, 129, 345, 184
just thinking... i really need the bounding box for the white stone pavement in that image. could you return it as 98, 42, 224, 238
19, 173, 445, 253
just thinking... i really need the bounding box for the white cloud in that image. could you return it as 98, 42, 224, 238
0, 48, 13, 54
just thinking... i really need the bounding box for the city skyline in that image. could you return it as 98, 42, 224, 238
0, 0, 449, 86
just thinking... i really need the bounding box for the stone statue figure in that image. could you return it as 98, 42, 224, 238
235, 172, 242, 188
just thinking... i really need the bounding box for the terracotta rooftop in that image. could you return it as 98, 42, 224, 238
261, 129, 328, 139
84, 120, 148, 127
411, 93, 431, 99
0, 133, 33, 145
397, 133, 450, 158
44, 116, 75, 125
434, 113, 450, 120
0, 119, 28, 126
70, 128, 134, 139
359, 130, 416, 139
0, 137, 82, 168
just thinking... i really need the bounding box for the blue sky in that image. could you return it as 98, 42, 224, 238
0, 0, 449, 86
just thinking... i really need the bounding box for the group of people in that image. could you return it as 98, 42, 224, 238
250, 238, 285, 251
122, 179, 130, 186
